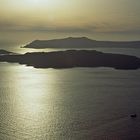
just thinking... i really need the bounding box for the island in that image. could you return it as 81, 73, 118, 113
0, 49, 14, 55
23, 37, 140, 49
0, 50, 140, 70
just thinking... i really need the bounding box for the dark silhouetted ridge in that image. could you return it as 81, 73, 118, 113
0, 50, 140, 70
24, 37, 140, 49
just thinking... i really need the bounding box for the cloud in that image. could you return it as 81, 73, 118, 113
0, 20, 97, 33
0, 20, 140, 36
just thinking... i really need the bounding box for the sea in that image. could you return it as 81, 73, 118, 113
0, 45, 140, 140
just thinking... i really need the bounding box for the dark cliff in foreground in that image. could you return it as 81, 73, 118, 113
24, 37, 140, 49
0, 50, 140, 70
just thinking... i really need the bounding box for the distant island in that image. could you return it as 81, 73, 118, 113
23, 37, 140, 49
0, 49, 140, 70
0, 49, 14, 55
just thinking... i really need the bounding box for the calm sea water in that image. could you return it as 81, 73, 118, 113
0, 46, 140, 139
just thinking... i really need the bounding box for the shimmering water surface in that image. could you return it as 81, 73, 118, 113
0, 47, 140, 139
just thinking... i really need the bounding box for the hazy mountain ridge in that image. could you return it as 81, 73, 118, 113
24, 37, 140, 49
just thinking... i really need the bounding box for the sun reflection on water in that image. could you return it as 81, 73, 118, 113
8, 65, 60, 139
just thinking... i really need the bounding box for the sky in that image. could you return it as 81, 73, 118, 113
0, 0, 140, 46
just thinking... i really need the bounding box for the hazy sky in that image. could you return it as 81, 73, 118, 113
0, 0, 140, 45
